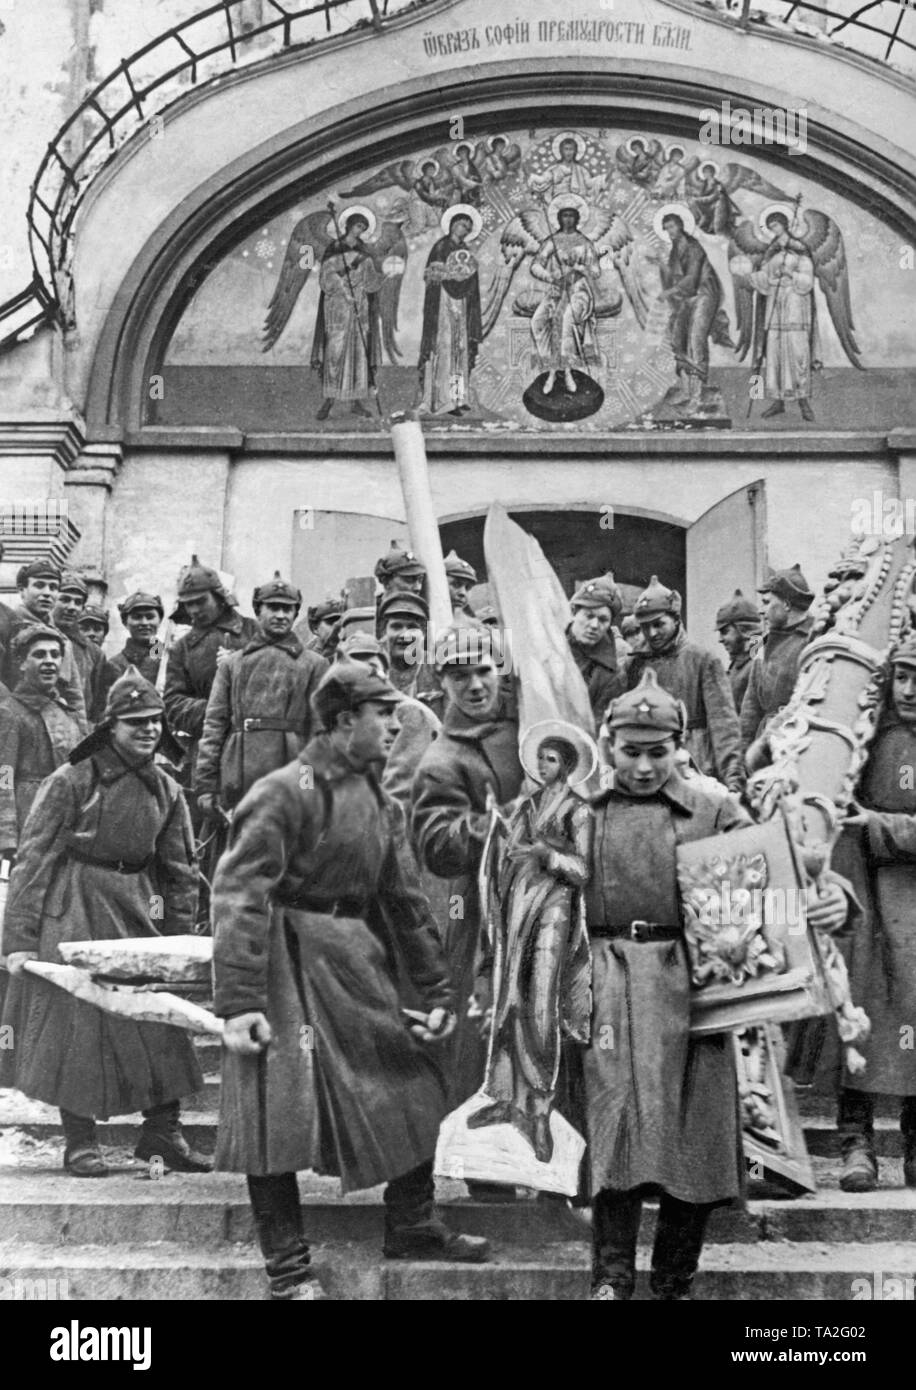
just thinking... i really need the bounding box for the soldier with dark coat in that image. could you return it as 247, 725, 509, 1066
211, 661, 488, 1300
628, 575, 744, 794
411, 624, 524, 1105
0, 669, 210, 1179
715, 588, 761, 714
739, 564, 814, 749
0, 560, 88, 732
195, 573, 328, 814
53, 572, 112, 724
833, 634, 916, 1192
0, 625, 81, 856
163, 556, 259, 786
587, 669, 848, 1300
109, 592, 165, 686
566, 574, 627, 724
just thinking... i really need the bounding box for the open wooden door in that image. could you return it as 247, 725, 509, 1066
686, 482, 767, 648
291, 508, 408, 607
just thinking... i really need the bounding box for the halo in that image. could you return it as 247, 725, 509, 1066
440, 203, 483, 240
486, 134, 508, 151
653, 202, 696, 241
697, 157, 720, 178
419, 157, 441, 175
665, 143, 686, 163
520, 719, 598, 789
551, 130, 587, 161
547, 192, 590, 230
326, 204, 377, 240
453, 141, 475, 159
758, 201, 799, 239
625, 136, 647, 155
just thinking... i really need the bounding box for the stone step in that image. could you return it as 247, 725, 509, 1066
2, 1237, 912, 1301
0, 1239, 590, 1301
0, 1152, 912, 1246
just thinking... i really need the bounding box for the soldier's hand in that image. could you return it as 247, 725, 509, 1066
842, 801, 870, 830
223, 1012, 272, 1054
215, 646, 232, 668
409, 1007, 456, 1044
5, 951, 37, 976
805, 881, 847, 934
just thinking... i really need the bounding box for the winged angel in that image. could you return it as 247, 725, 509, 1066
261, 204, 407, 419
340, 138, 522, 230
481, 195, 652, 395
728, 205, 863, 422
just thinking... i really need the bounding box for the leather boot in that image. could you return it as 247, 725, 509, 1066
247, 1173, 326, 1300
61, 1110, 109, 1178
838, 1089, 878, 1193
135, 1100, 213, 1173
592, 1188, 641, 1301
649, 1195, 711, 1302
383, 1160, 489, 1262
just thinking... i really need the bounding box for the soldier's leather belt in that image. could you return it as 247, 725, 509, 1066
239, 717, 301, 733
67, 847, 153, 875
275, 892, 367, 917
590, 921, 681, 943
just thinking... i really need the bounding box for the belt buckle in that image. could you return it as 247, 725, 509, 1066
243, 717, 255, 732
630, 920, 649, 942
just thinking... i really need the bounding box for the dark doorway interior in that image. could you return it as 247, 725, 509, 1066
439, 509, 686, 616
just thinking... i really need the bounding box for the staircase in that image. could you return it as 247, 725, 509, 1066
1, 1041, 914, 1300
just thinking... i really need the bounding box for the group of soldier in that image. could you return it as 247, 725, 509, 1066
0, 533, 912, 1301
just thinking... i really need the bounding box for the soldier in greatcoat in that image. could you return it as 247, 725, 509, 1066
411, 624, 524, 1107
294, 596, 343, 661
53, 572, 112, 724
0, 668, 211, 1178
378, 590, 440, 704
163, 556, 259, 787
109, 592, 165, 685
195, 573, 328, 816
586, 669, 849, 1300
739, 564, 814, 749
76, 605, 110, 650
715, 589, 760, 715
0, 560, 88, 732
0, 625, 81, 859
628, 575, 744, 794
211, 661, 488, 1300
566, 574, 627, 724
832, 634, 916, 1192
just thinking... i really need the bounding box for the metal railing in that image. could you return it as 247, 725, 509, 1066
714, 0, 916, 68
0, 0, 912, 355
0, 0, 425, 353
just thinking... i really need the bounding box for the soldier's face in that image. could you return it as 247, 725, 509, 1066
892, 667, 916, 723
54, 591, 86, 625
640, 614, 678, 652
448, 577, 473, 607
610, 734, 677, 797
387, 573, 425, 596
315, 618, 337, 643
79, 621, 107, 648
761, 592, 789, 631
442, 661, 499, 718
125, 607, 161, 642
258, 600, 297, 640
718, 623, 743, 657
183, 591, 222, 628
20, 577, 59, 619
343, 699, 400, 765
383, 617, 424, 658
111, 713, 162, 762
571, 604, 612, 647
20, 640, 62, 691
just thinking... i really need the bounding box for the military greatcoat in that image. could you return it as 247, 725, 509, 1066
0, 686, 81, 848
583, 773, 750, 1204
211, 735, 454, 1191
0, 744, 202, 1116
195, 632, 328, 808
